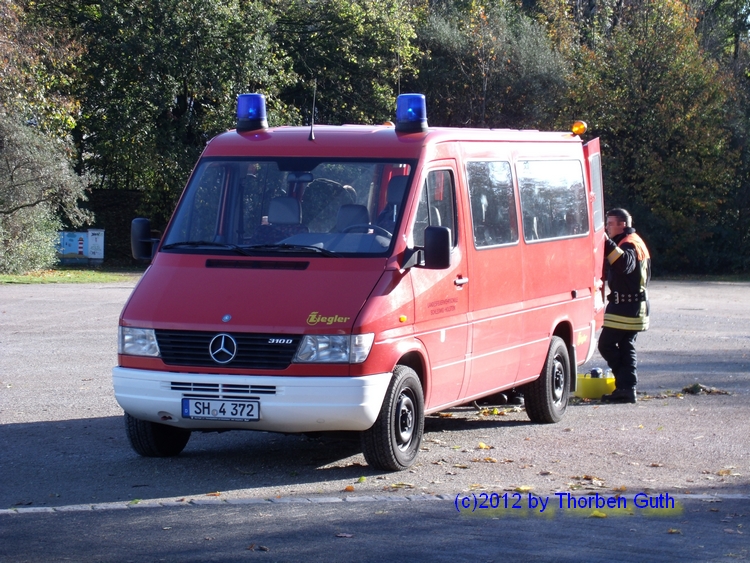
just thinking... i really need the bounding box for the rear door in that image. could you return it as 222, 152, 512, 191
583, 138, 606, 326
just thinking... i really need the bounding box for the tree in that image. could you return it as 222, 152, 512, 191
409, 0, 570, 129
73, 0, 295, 228
0, 113, 90, 273
0, 0, 81, 139
271, 0, 420, 125
1, 0, 90, 273
570, 0, 737, 272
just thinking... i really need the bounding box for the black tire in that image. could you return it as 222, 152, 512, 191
523, 336, 570, 423
361, 365, 424, 471
124, 413, 191, 457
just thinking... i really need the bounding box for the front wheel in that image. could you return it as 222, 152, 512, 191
361, 365, 424, 471
125, 413, 191, 457
523, 336, 570, 423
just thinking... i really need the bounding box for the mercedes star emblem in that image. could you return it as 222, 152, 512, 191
209, 333, 237, 364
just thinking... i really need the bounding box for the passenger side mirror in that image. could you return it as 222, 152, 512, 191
131, 218, 158, 261
423, 226, 451, 269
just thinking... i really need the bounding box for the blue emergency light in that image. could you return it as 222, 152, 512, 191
236, 93, 268, 132
395, 94, 428, 133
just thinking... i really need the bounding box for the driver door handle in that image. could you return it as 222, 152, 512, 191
454, 276, 469, 287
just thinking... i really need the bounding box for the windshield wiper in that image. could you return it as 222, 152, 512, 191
243, 243, 338, 257
161, 241, 253, 255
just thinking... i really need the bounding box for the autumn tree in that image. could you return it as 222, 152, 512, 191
0, 0, 90, 273
570, 0, 737, 272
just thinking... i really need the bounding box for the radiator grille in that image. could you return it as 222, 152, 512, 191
156, 330, 300, 370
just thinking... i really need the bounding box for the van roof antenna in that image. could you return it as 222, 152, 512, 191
309, 79, 317, 141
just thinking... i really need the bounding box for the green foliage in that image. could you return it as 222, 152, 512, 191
272, 0, 419, 125
74, 0, 295, 228
410, 0, 569, 128
570, 0, 737, 272
0, 0, 82, 139
0, 113, 91, 274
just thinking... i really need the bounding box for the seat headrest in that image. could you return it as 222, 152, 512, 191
268, 197, 301, 225
386, 176, 409, 204
333, 204, 369, 232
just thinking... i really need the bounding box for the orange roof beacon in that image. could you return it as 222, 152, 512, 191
115, 93, 607, 470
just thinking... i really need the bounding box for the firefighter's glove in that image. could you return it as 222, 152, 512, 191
604, 237, 617, 255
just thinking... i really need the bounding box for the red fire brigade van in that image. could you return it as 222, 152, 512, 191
115, 94, 606, 470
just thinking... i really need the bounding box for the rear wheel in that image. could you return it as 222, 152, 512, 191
124, 413, 191, 457
523, 336, 570, 423
361, 365, 424, 471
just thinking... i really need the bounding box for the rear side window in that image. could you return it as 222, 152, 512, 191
517, 160, 588, 242
466, 161, 518, 248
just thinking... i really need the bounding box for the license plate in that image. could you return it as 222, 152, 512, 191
181, 399, 260, 421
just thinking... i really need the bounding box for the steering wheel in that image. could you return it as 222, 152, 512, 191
341, 224, 393, 238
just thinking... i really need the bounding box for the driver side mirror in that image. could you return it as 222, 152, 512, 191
423, 226, 451, 269
131, 218, 159, 262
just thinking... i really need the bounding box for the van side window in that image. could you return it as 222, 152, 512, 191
517, 160, 589, 241
412, 170, 457, 248
466, 161, 518, 248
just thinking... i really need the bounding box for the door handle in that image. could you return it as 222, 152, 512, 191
454, 277, 469, 287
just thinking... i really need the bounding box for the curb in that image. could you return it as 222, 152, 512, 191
2, 492, 747, 516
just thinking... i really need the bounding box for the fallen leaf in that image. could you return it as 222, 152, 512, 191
343, 485, 355, 492
336, 533, 354, 538
246, 544, 255, 551
649, 463, 663, 468
453, 464, 469, 469
258, 546, 270, 552
717, 469, 732, 476
438, 412, 453, 418
389, 482, 415, 489
589, 510, 607, 518
478, 442, 493, 450
484, 457, 498, 463
667, 529, 682, 535
357, 476, 366, 483
514, 485, 533, 493
206, 492, 221, 497
612, 486, 627, 492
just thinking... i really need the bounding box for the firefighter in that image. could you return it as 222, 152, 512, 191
599, 208, 651, 404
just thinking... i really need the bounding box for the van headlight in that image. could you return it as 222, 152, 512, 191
293, 334, 374, 364
118, 326, 161, 357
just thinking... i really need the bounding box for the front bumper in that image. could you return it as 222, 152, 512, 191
112, 367, 391, 432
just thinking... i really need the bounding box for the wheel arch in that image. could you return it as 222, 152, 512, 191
552, 321, 577, 392
395, 350, 428, 398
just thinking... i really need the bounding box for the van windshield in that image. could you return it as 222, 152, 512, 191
162, 158, 414, 256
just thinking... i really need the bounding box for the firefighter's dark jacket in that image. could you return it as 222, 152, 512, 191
603, 227, 651, 331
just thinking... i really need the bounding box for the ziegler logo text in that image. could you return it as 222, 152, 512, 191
307, 312, 351, 326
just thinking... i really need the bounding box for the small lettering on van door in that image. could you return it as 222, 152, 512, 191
428, 297, 458, 315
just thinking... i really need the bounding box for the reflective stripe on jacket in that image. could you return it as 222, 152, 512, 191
603, 230, 651, 331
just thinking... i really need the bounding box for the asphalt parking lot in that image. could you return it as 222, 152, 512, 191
1, 280, 748, 562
